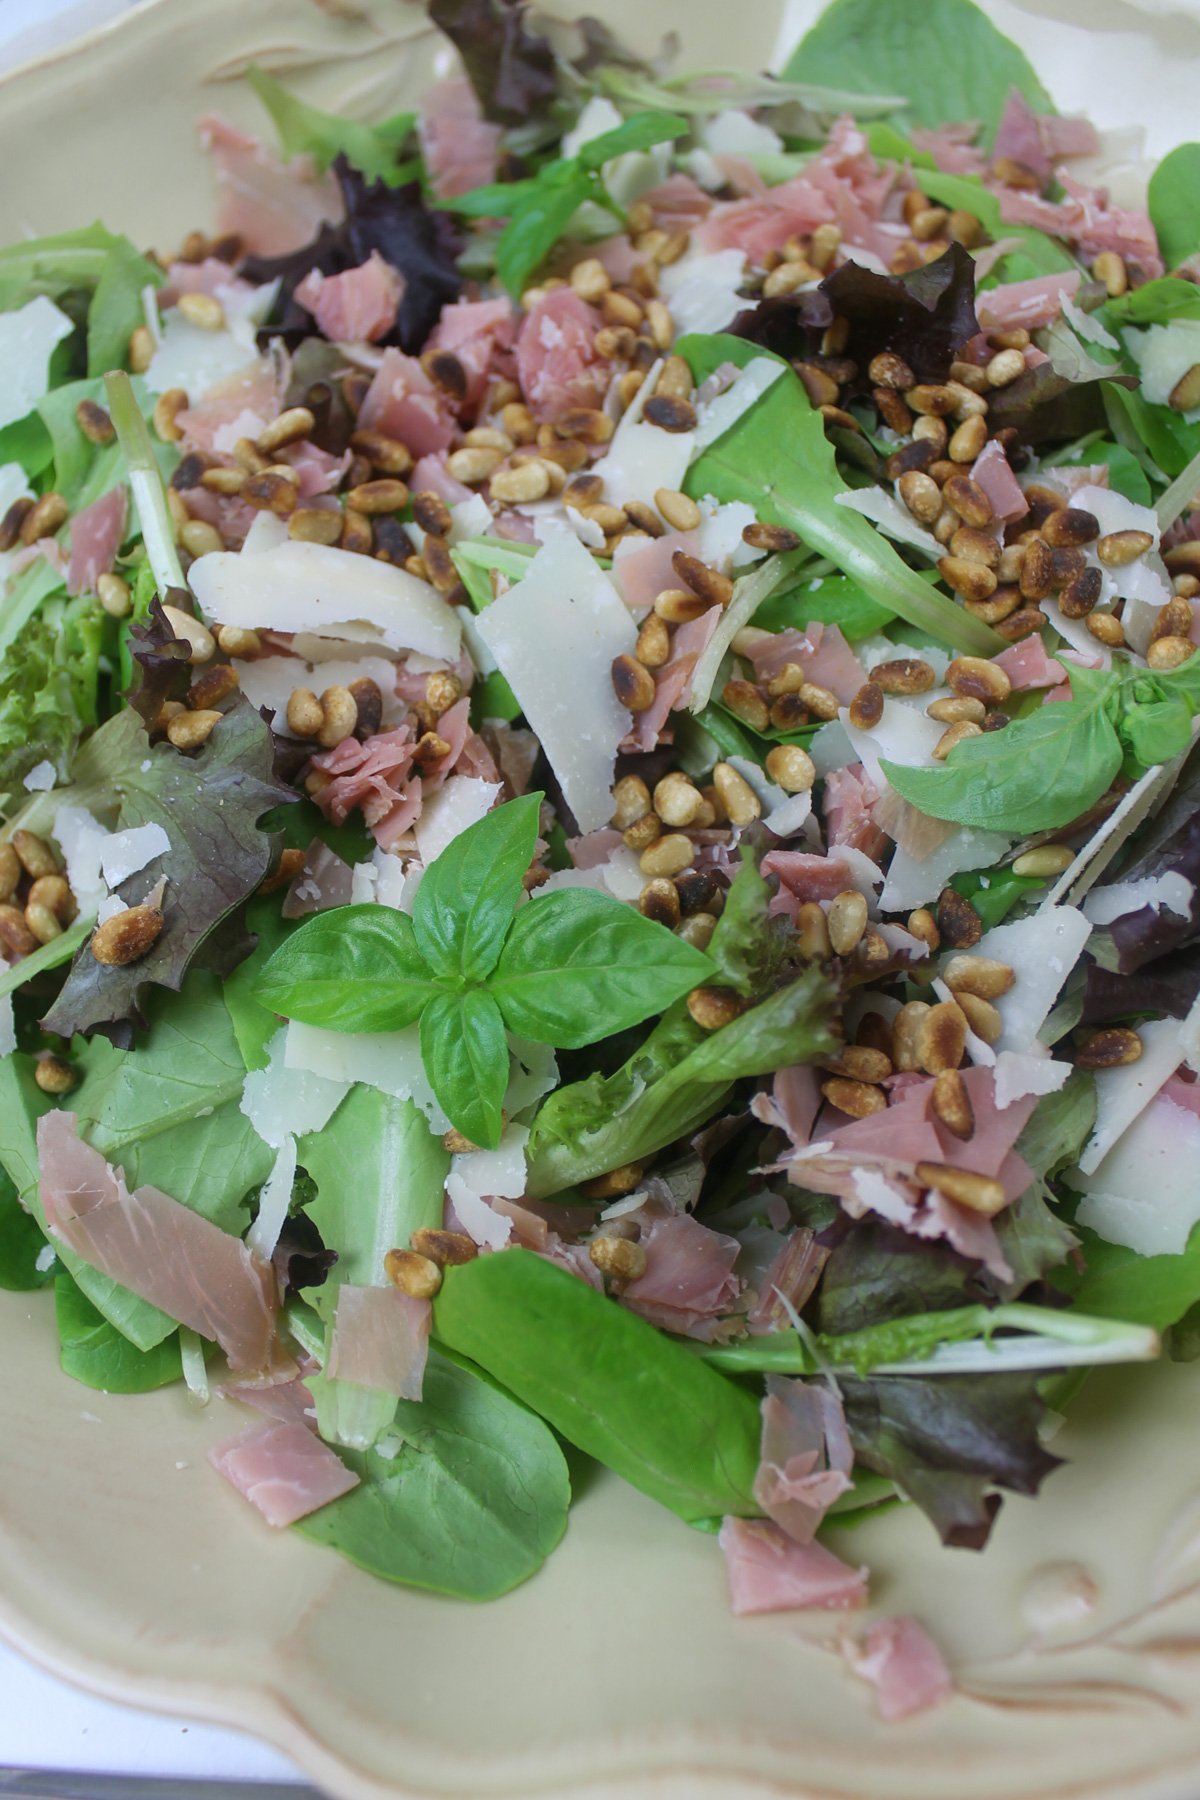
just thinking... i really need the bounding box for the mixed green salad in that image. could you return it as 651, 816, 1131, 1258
4, 0, 1200, 1716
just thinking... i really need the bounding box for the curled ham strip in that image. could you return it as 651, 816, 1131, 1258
762, 852, 859, 906
357, 348, 457, 457
823, 762, 887, 862
295, 251, 403, 344
208, 1419, 358, 1527
843, 1616, 953, 1719
909, 123, 987, 178
427, 296, 518, 412
969, 440, 1028, 526
720, 1516, 868, 1615
328, 1284, 430, 1401
746, 1224, 829, 1335
753, 1376, 854, 1544
176, 361, 280, 457
282, 839, 355, 919
997, 174, 1162, 278
410, 452, 474, 505
310, 726, 416, 829
217, 1375, 318, 1429
66, 485, 127, 596
37, 1112, 278, 1374
992, 636, 1067, 692
621, 1210, 744, 1342
975, 270, 1081, 332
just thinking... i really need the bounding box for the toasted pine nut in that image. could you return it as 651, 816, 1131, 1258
581, 1163, 645, 1200
160, 603, 215, 663
491, 461, 550, 504
90, 904, 164, 966
638, 876, 680, 928
383, 1248, 442, 1299
167, 708, 221, 749
765, 745, 815, 792
941, 953, 1015, 999
97, 572, 131, 617
916, 1160, 1005, 1215
1075, 1027, 1143, 1069
34, 1056, 76, 1095
655, 488, 700, 532
653, 587, 709, 623
177, 291, 225, 331
932, 1068, 975, 1140
640, 833, 695, 878
589, 1236, 647, 1280
611, 775, 651, 830
654, 772, 703, 827
687, 985, 747, 1030
152, 388, 188, 442
826, 889, 868, 956
1012, 844, 1074, 878
712, 762, 760, 828
917, 1000, 967, 1074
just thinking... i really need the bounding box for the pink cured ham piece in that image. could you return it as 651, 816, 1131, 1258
621, 1211, 743, 1341
752, 1063, 824, 1147
612, 528, 699, 612
568, 828, 624, 870
182, 485, 257, 551
992, 635, 1067, 691
310, 725, 416, 828
159, 258, 257, 307
993, 88, 1051, 182
746, 621, 865, 704
410, 453, 474, 506
970, 440, 1029, 526
1040, 115, 1101, 161
719, 1517, 868, 1615
357, 348, 457, 457
294, 252, 404, 345
427, 296, 518, 412
762, 852, 859, 905
909, 124, 987, 178
328, 1284, 431, 1401
695, 177, 835, 259
176, 362, 280, 457
975, 270, 1081, 331
844, 1616, 953, 1719
276, 439, 353, 499
455, 728, 500, 784
823, 763, 888, 862
632, 661, 690, 752
418, 77, 503, 201
37, 1112, 277, 1374
66, 485, 126, 597
745, 1226, 829, 1335
753, 1375, 854, 1543
208, 1419, 358, 1528
516, 288, 607, 422
640, 173, 713, 230
198, 114, 343, 258
663, 607, 722, 710
283, 839, 356, 918
217, 1376, 318, 1429
998, 178, 1163, 278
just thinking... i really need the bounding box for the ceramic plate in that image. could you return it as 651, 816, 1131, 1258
4, 2, 1200, 1795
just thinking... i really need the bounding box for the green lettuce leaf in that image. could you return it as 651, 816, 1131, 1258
246, 65, 416, 185
0, 594, 108, 794
1149, 144, 1200, 273
54, 1269, 181, 1393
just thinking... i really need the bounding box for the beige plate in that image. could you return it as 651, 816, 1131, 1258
4, 0, 1200, 1794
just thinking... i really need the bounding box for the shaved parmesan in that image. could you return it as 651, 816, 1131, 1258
1084, 870, 1194, 927
697, 499, 762, 571
241, 512, 289, 555
659, 249, 747, 338
1076, 1016, 1185, 1174
971, 906, 1092, 1055
22, 760, 56, 792
188, 541, 461, 661
833, 486, 941, 559
692, 357, 785, 453
413, 777, 501, 865
0, 297, 74, 431
444, 1178, 512, 1250
842, 697, 944, 791
448, 495, 493, 544
241, 1029, 351, 1149
1125, 318, 1200, 423
880, 826, 1012, 912
371, 848, 407, 910
245, 1136, 297, 1262
452, 1124, 530, 1201
765, 791, 813, 837
350, 863, 377, 905
283, 1021, 450, 1133
702, 109, 784, 156
52, 804, 112, 914
474, 532, 636, 832
1064, 484, 1172, 641
1073, 1091, 1200, 1255
100, 823, 170, 889
561, 96, 623, 158
592, 422, 694, 505
993, 1050, 1072, 1109
144, 313, 260, 403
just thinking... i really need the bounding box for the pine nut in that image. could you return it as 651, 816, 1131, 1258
1092, 251, 1128, 297
623, 813, 662, 853
0, 903, 37, 956
653, 773, 703, 828
242, 470, 299, 515
1094, 528, 1153, 569
811, 224, 841, 270
589, 1236, 647, 1280
765, 745, 815, 791
678, 911, 717, 951
721, 679, 769, 732
216, 625, 260, 659
743, 521, 803, 553
1170, 364, 1200, 412
937, 887, 983, 949
985, 348, 1026, 387
34, 1056, 76, 1095
491, 461, 551, 504
925, 697, 983, 729
11, 832, 57, 881
611, 654, 657, 713
932, 1068, 974, 1140
868, 351, 915, 390
945, 381, 989, 419
653, 588, 709, 624
75, 398, 115, 445
384, 1248, 443, 1298
640, 833, 695, 878
712, 762, 761, 828
284, 505, 341, 546
950, 526, 1000, 568
152, 388, 188, 442
822, 1045, 892, 1084
610, 776, 651, 831
445, 446, 502, 485
178, 519, 223, 559
649, 489, 698, 535
916, 1161, 1005, 1215
796, 682, 837, 722
672, 552, 733, 607
897, 471, 942, 524
1075, 1027, 1143, 1069
846, 682, 882, 731
420, 349, 468, 401
167, 708, 221, 749
917, 1000, 967, 1073
1043, 507, 1100, 549
948, 415, 988, 462
160, 604, 215, 663
312, 686, 356, 749
944, 656, 1010, 706
128, 325, 155, 372
941, 475, 993, 528
1153, 596, 1196, 642
410, 1228, 477, 1267
177, 291, 225, 331
349, 429, 413, 474
285, 688, 323, 738
912, 415, 949, 453
187, 664, 238, 710
905, 384, 957, 417
870, 658, 935, 696
687, 985, 747, 1030
581, 1163, 645, 1200
942, 953, 1015, 999
644, 300, 674, 349
1012, 845, 1074, 878
199, 466, 246, 497
892, 1000, 931, 1071
826, 889, 868, 956
1086, 611, 1125, 647
821, 1076, 887, 1118
795, 901, 831, 961
23, 900, 61, 945
638, 876, 680, 928
91, 903, 164, 966
93, 572, 131, 618
1148, 635, 1196, 670
19, 492, 69, 544
939, 557, 997, 603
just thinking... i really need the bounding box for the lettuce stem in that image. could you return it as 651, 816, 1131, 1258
103, 369, 186, 598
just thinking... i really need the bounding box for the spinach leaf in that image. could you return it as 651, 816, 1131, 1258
299, 1085, 449, 1291
87, 238, 165, 378
882, 670, 1125, 834
918, 171, 1075, 277
756, 571, 896, 640
489, 887, 713, 1045
413, 790, 541, 983
420, 988, 510, 1150
69, 972, 274, 1233
246, 65, 415, 185
0, 1052, 176, 1351
677, 333, 1001, 655
433, 1249, 761, 1522
526, 963, 838, 1197
1108, 279, 1200, 329
54, 1270, 182, 1394
295, 1345, 569, 1600
254, 905, 440, 1034
783, 0, 1053, 144
1148, 144, 1200, 274
0, 1161, 53, 1292
1051, 1221, 1200, 1332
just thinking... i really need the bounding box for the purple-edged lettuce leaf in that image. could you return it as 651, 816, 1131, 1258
839, 1369, 1062, 1549
816, 1218, 988, 1335
1085, 744, 1200, 975
240, 157, 462, 355
41, 700, 296, 1038
987, 316, 1138, 445
731, 241, 979, 390
124, 594, 192, 727
1082, 948, 1200, 1024
428, 0, 557, 126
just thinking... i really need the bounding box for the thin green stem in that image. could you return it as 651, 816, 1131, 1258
103, 370, 186, 598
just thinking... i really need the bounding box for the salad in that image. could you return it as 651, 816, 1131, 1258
2, 0, 1200, 1720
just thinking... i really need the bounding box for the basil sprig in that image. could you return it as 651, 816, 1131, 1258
440, 112, 688, 297
254, 794, 714, 1149
883, 656, 1200, 835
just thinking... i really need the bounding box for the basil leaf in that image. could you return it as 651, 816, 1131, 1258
784, 0, 1053, 144
678, 334, 1001, 655
420, 988, 509, 1150
1120, 694, 1193, 768
413, 791, 541, 984
488, 888, 713, 1046
433, 1248, 762, 1523
1149, 144, 1200, 274
254, 905, 440, 1033
573, 111, 688, 169
495, 173, 595, 299
295, 1345, 570, 1599
882, 686, 1124, 834
54, 1270, 182, 1394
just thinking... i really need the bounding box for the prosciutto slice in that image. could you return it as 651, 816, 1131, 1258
66, 485, 127, 598
719, 1516, 868, 1615
37, 1112, 278, 1373
844, 1616, 953, 1719
621, 1211, 743, 1341
327, 1283, 430, 1400
753, 1376, 854, 1543
208, 1418, 358, 1527
356, 348, 457, 456
295, 252, 403, 343
198, 114, 343, 258
745, 621, 865, 703
516, 289, 606, 421
418, 77, 503, 202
